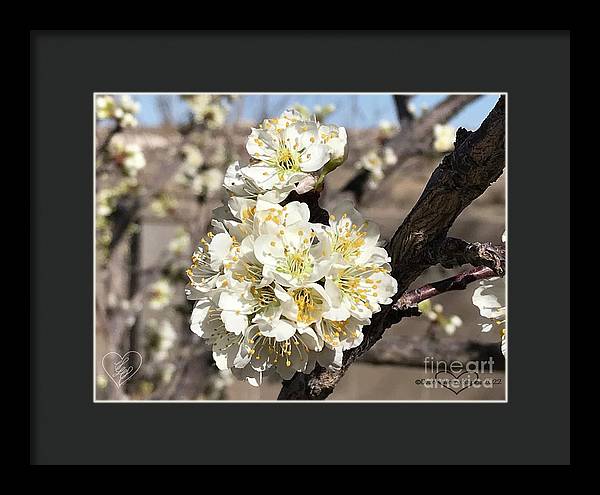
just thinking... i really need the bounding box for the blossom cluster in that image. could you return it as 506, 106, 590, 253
181, 94, 231, 129
175, 143, 224, 197
96, 94, 141, 128
355, 146, 398, 189
107, 137, 146, 177
418, 299, 463, 336
186, 109, 397, 385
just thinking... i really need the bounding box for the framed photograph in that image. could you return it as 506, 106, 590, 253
94, 92, 507, 403
31, 31, 570, 465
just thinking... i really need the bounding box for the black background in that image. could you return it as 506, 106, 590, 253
30, 30, 570, 465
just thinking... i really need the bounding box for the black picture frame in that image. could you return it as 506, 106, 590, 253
30, 30, 570, 465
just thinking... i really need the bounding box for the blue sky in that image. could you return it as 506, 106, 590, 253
129, 94, 500, 130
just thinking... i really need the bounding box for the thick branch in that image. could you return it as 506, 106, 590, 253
278, 95, 505, 400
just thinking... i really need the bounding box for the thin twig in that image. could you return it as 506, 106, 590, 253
394, 266, 498, 315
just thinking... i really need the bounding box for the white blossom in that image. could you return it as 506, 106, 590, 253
119, 95, 141, 115
148, 278, 174, 310
168, 228, 191, 257
191, 168, 224, 196
245, 119, 330, 191
433, 124, 456, 153
354, 148, 397, 190
108, 138, 146, 177
378, 119, 398, 139
149, 194, 178, 218
318, 123, 348, 167
254, 222, 331, 288
223, 161, 294, 204
242, 109, 347, 195
316, 201, 389, 266
96, 94, 140, 127
417, 299, 463, 336
383, 146, 398, 166
472, 275, 507, 358
181, 143, 205, 169
472, 277, 506, 332
182, 94, 228, 129
186, 112, 395, 385
147, 318, 177, 361
96, 95, 119, 120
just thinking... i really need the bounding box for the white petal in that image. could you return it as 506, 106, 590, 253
261, 318, 296, 341
300, 144, 330, 172
208, 232, 233, 268
221, 310, 248, 335
254, 234, 284, 266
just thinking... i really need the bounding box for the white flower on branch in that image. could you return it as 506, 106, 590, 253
147, 318, 177, 362
181, 143, 205, 169
433, 123, 457, 153
96, 95, 120, 120
148, 278, 174, 310
241, 109, 347, 196
149, 194, 178, 218
191, 168, 224, 196
108, 138, 146, 177
168, 228, 191, 257
355, 150, 384, 187
417, 299, 463, 336
472, 274, 507, 358
246, 121, 329, 189
182, 94, 228, 129
223, 161, 294, 204
354, 146, 397, 190
472, 277, 506, 332
383, 146, 398, 167
186, 113, 395, 385
378, 119, 399, 140
96, 94, 140, 127
119, 94, 141, 115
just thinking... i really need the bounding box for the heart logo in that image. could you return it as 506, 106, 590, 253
434, 370, 479, 395
102, 351, 143, 388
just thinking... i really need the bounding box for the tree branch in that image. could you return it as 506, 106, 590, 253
96, 123, 121, 155
390, 94, 479, 160
278, 95, 505, 400
434, 237, 505, 275
341, 95, 480, 204
393, 95, 414, 125
394, 265, 499, 315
